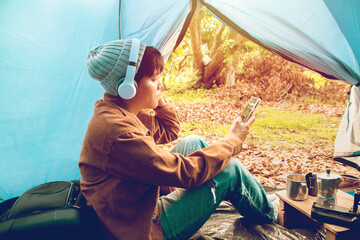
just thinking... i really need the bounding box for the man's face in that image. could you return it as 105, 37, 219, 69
135, 73, 162, 109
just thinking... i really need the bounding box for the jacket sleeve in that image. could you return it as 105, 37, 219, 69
137, 103, 180, 144
106, 131, 243, 189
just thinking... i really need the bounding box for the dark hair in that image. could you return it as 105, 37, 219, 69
134, 46, 164, 82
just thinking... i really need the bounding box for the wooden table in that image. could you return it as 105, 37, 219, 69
276, 190, 358, 240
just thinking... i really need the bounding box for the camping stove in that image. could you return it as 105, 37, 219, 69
311, 188, 360, 228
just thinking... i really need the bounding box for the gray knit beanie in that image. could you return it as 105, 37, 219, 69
87, 39, 146, 96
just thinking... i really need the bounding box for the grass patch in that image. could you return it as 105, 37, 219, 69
297, 96, 340, 105
249, 108, 340, 148
178, 107, 341, 150
162, 89, 213, 104
179, 121, 229, 139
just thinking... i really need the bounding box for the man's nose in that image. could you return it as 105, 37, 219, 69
158, 80, 164, 90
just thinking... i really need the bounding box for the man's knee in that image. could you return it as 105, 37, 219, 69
213, 158, 243, 186
182, 135, 207, 146
224, 158, 244, 176
171, 135, 208, 155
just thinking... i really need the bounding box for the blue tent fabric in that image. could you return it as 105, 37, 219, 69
0, 0, 120, 202
1, 0, 360, 203
324, 0, 360, 72
0, 0, 193, 202
120, 0, 193, 61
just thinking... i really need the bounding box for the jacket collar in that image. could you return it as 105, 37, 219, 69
103, 93, 135, 117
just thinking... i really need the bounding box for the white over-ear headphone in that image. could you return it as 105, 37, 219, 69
117, 38, 141, 99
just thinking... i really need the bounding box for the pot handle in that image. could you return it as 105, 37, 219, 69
305, 172, 313, 189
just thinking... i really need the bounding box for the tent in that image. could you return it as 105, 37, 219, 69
1, 0, 359, 203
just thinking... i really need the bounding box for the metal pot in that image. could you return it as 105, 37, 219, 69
317, 169, 343, 207
286, 174, 308, 200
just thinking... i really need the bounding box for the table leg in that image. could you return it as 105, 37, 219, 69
278, 199, 314, 228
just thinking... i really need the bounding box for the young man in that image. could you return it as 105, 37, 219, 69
79, 39, 277, 240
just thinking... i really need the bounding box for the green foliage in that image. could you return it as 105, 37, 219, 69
303, 70, 327, 89
241, 41, 272, 57
162, 36, 199, 92
200, 7, 221, 46
221, 39, 239, 61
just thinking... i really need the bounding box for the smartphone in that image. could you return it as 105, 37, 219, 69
241, 97, 261, 123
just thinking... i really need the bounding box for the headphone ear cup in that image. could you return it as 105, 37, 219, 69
117, 80, 137, 99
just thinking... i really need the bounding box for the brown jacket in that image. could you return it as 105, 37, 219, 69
79, 93, 243, 240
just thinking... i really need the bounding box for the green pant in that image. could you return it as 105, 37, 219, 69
158, 135, 277, 240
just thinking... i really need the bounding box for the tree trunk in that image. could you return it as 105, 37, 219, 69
188, 10, 248, 88
203, 52, 225, 82
209, 24, 225, 58
189, 9, 203, 75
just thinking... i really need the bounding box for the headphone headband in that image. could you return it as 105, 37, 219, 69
128, 38, 140, 67
118, 38, 141, 99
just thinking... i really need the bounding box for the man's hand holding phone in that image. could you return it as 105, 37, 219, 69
229, 115, 255, 142
241, 97, 261, 123
229, 97, 260, 142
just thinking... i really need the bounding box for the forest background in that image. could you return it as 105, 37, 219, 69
159, 7, 359, 188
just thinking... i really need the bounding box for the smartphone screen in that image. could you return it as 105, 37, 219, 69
241, 97, 261, 123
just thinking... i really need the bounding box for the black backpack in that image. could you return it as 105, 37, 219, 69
0, 180, 105, 240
